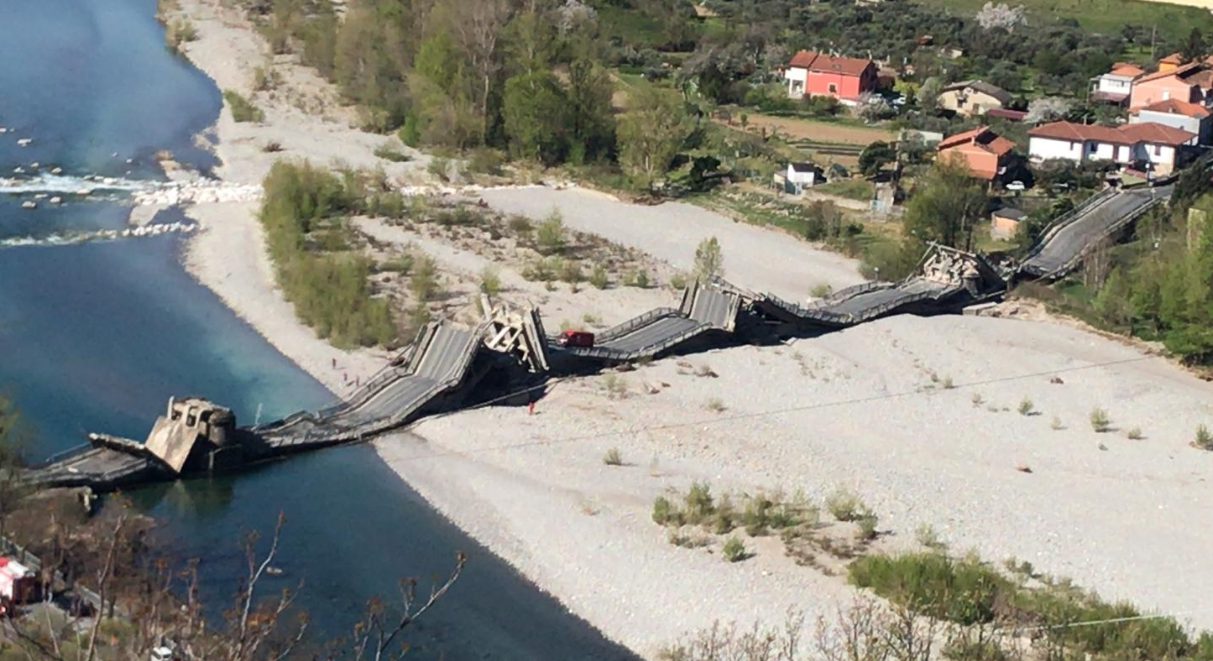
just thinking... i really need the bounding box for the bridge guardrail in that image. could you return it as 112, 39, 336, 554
1021, 187, 1118, 264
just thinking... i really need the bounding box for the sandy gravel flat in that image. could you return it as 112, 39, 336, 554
479, 187, 866, 302
380, 313, 1213, 657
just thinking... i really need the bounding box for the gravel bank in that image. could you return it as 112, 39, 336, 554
380, 313, 1213, 657
479, 187, 866, 302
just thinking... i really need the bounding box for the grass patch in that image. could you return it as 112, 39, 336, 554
223, 90, 264, 123
814, 179, 875, 202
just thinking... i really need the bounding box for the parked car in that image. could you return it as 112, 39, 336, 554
1005, 180, 1026, 192
556, 330, 595, 348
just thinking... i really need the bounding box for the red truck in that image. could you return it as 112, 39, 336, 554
556, 329, 595, 348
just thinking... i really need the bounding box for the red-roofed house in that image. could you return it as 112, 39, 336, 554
1130, 98, 1212, 144
1129, 62, 1213, 111
1028, 121, 1196, 174
937, 126, 1017, 180
784, 51, 878, 104
1089, 62, 1146, 105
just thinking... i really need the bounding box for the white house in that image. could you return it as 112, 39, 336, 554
1089, 62, 1145, 105
1130, 98, 1212, 145
1027, 121, 1195, 175
787, 162, 823, 187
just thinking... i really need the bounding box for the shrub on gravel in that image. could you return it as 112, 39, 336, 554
826, 487, 863, 522
722, 536, 747, 563
603, 447, 623, 466
589, 263, 609, 289
652, 496, 679, 526
1195, 424, 1213, 451
1090, 407, 1112, 433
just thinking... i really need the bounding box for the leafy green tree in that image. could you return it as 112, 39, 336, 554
618, 88, 691, 190
858, 141, 895, 177
1183, 27, 1207, 64
502, 71, 569, 164
566, 58, 617, 163
902, 155, 987, 249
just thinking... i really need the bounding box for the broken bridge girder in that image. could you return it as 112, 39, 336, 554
481, 294, 551, 373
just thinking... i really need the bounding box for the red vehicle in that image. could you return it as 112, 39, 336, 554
557, 329, 595, 348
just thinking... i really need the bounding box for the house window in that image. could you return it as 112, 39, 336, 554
828, 83, 837, 93
1162, 90, 1170, 100
1154, 144, 1162, 156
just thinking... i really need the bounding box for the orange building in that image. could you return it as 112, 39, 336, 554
1130, 62, 1213, 110
937, 126, 1016, 180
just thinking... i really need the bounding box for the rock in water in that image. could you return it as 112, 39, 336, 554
21, 200, 36, 209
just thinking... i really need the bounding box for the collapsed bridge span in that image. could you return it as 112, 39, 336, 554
28, 245, 1005, 493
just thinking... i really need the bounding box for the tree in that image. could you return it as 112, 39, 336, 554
975, 2, 1025, 32
502, 70, 569, 164
859, 141, 896, 177
693, 236, 724, 280
618, 88, 692, 191
565, 57, 617, 164
917, 77, 942, 113
0, 395, 29, 541
450, 0, 510, 140
856, 92, 892, 123
902, 155, 987, 249
1183, 28, 1207, 64
1025, 96, 1073, 124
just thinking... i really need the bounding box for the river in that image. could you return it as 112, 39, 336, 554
0, 0, 632, 658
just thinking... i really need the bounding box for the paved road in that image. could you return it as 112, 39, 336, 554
338, 326, 477, 427
597, 316, 705, 354
1022, 187, 1169, 277
689, 287, 734, 327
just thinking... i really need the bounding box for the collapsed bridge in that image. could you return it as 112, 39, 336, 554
26, 245, 1006, 493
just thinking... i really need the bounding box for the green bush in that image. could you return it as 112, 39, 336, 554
848, 552, 1012, 625
589, 263, 609, 289
508, 215, 532, 235
223, 90, 264, 123
537, 210, 565, 254
627, 269, 650, 288
653, 496, 679, 526
825, 487, 863, 521
1017, 397, 1035, 416
1195, 424, 1213, 451
467, 147, 505, 175
479, 266, 502, 297
683, 481, 715, 525
722, 535, 747, 563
